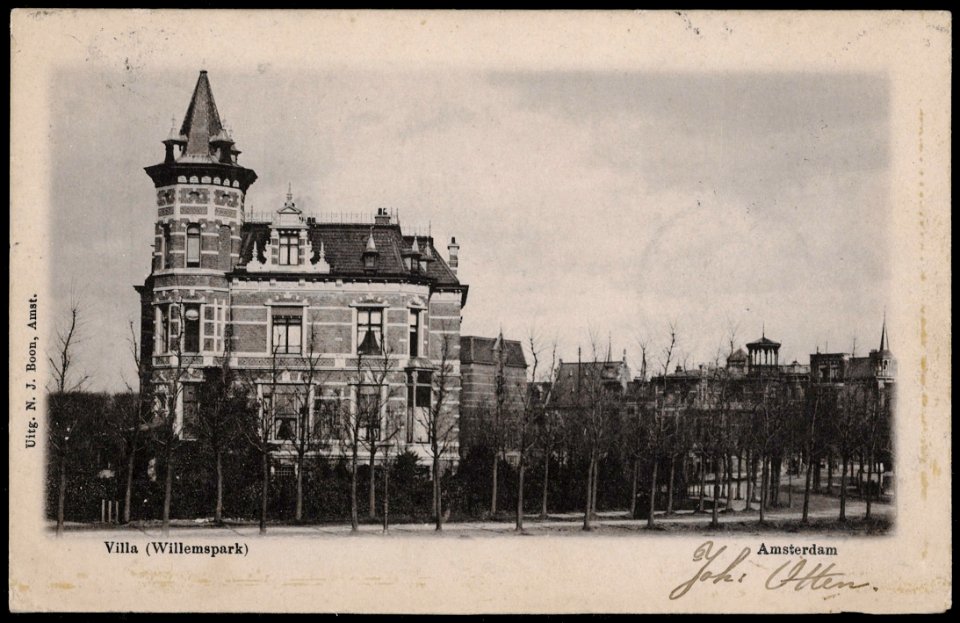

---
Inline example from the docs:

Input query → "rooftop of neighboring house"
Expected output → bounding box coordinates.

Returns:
[460,335,527,368]
[549,359,631,406]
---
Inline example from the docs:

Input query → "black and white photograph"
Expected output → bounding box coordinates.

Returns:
[9,10,951,614]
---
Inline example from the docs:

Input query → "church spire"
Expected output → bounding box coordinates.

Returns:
[179,70,224,158]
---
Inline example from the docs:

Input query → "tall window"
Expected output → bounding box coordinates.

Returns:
[357,308,383,355]
[157,305,170,354]
[167,305,182,353]
[408,309,421,357]
[161,224,172,269]
[278,231,300,266]
[264,385,300,442]
[315,389,343,440]
[406,370,432,443]
[182,384,199,440]
[358,385,381,441]
[183,304,201,353]
[271,307,303,354]
[186,224,201,267]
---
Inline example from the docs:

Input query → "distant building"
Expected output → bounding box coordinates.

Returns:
[810,322,896,387]
[548,354,632,410]
[458,333,528,456]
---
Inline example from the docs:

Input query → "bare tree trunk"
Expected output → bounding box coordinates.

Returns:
[744,451,752,511]
[826,451,834,495]
[855,452,863,494]
[259,449,268,535]
[787,458,793,508]
[216,449,224,524]
[629,458,639,519]
[368,447,377,520]
[725,454,734,509]
[758,453,768,524]
[839,454,848,522]
[583,456,594,531]
[736,452,742,500]
[813,455,822,493]
[123,451,135,524]
[163,449,174,536]
[491,454,499,516]
[770,454,781,507]
[540,453,550,520]
[865,451,873,519]
[433,458,442,531]
[516,462,525,531]
[666,456,676,516]
[719,455,727,504]
[646,458,658,528]
[590,457,600,517]
[711,453,720,527]
[350,450,359,531]
[56,454,66,537]
[382,457,390,533]
[802,449,813,523]
[697,454,706,513]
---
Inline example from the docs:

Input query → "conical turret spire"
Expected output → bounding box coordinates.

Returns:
[879,313,889,352]
[179,70,224,158]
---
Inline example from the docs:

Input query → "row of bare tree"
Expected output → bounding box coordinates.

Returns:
[465,327,893,531]
[48,302,892,535]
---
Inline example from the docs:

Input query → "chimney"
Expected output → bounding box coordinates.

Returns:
[375,207,391,226]
[447,236,460,276]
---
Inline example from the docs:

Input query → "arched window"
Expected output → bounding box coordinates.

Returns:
[186,224,201,267]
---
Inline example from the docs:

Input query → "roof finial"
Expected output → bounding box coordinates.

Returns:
[762,322,765,339]
[365,227,377,252]
[287,182,293,202]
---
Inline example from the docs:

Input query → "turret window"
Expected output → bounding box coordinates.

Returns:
[183,304,201,353]
[186,224,201,267]
[161,224,172,269]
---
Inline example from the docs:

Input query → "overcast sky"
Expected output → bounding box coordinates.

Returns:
[50,67,890,390]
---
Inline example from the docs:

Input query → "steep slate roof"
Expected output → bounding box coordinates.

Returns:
[145,71,257,190]
[237,222,461,287]
[179,70,224,160]
[460,336,527,368]
[549,360,630,407]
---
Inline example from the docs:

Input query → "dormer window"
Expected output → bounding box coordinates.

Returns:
[186,224,201,267]
[278,231,299,266]
[363,231,379,272]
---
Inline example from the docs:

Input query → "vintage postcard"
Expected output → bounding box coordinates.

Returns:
[9,10,951,613]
